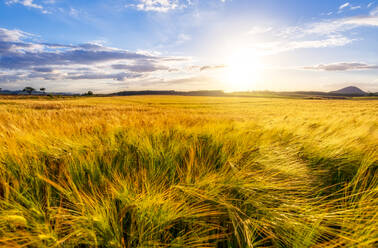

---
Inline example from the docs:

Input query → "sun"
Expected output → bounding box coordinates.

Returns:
[225,50,262,92]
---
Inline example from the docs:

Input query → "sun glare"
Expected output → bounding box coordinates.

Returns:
[225,50,262,92]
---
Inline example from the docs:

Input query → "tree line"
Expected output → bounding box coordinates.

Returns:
[0,87,46,95]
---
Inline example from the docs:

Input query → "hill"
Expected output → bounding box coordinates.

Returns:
[110,90,225,96]
[330,86,367,96]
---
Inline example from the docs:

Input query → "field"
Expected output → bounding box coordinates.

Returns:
[0,95,376,247]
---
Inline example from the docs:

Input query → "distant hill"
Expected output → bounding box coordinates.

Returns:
[0,90,76,96]
[330,86,367,96]
[111,90,225,96]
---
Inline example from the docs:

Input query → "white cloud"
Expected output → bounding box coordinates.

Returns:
[0,28,27,42]
[8,0,42,9]
[176,33,191,44]
[304,62,378,71]
[289,36,352,49]
[126,0,199,12]
[253,35,353,55]
[344,16,378,26]
[6,0,49,13]
[371,7,378,16]
[0,27,198,91]
[69,7,79,17]
[339,2,350,10]
[367,2,375,8]
[248,10,378,56]
[337,2,363,13]
[304,15,378,35]
[247,26,273,35]
[130,0,181,12]
[350,5,361,10]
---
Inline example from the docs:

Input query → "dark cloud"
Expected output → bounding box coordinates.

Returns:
[304,62,378,71]
[0,27,156,71]
[144,76,213,86]
[0,73,24,83]
[66,72,143,81]
[27,72,61,80]
[0,27,170,84]
[111,62,169,72]
[189,65,226,71]
[0,48,152,69]
[0,41,39,54]
[199,65,226,71]
[33,67,54,72]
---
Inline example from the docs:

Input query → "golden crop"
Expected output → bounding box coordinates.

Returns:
[0,96,377,247]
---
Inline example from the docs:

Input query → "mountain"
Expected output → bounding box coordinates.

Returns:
[330,86,367,96]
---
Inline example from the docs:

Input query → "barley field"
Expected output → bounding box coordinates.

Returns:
[0,95,376,247]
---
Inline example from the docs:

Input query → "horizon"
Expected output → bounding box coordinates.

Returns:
[0,85,375,95]
[1,0,378,93]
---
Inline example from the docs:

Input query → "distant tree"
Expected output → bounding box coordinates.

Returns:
[87,91,93,96]
[40,88,46,94]
[23,87,35,95]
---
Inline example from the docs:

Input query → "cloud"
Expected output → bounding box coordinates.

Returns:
[343,15,378,26]
[192,65,226,71]
[200,65,225,71]
[0,73,25,83]
[337,2,365,13]
[127,0,189,12]
[367,2,375,8]
[27,71,61,80]
[0,28,27,42]
[247,26,273,35]
[257,10,378,55]
[252,35,353,55]
[371,7,378,16]
[33,67,54,72]
[0,40,152,69]
[350,5,361,10]
[176,33,191,44]
[6,0,42,9]
[127,0,227,13]
[143,76,215,87]
[6,0,49,13]
[304,62,378,71]
[248,7,378,56]
[111,62,169,72]
[0,27,184,85]
[287,36,352,49]
[303,15,378,36]
[67,72,143,81]
[339,2,350,10]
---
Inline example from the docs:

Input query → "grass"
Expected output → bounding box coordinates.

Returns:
[0,95,376,247]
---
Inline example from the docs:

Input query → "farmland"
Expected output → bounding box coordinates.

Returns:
[0,95,377,247]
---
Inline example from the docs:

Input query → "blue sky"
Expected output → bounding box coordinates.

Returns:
[0,0,377,93]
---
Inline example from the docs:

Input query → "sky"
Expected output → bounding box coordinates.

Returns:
[0,0,377,93]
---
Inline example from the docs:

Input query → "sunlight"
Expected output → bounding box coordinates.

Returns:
[225,49,262,92]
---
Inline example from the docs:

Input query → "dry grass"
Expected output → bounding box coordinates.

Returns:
[0,95,377,247]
